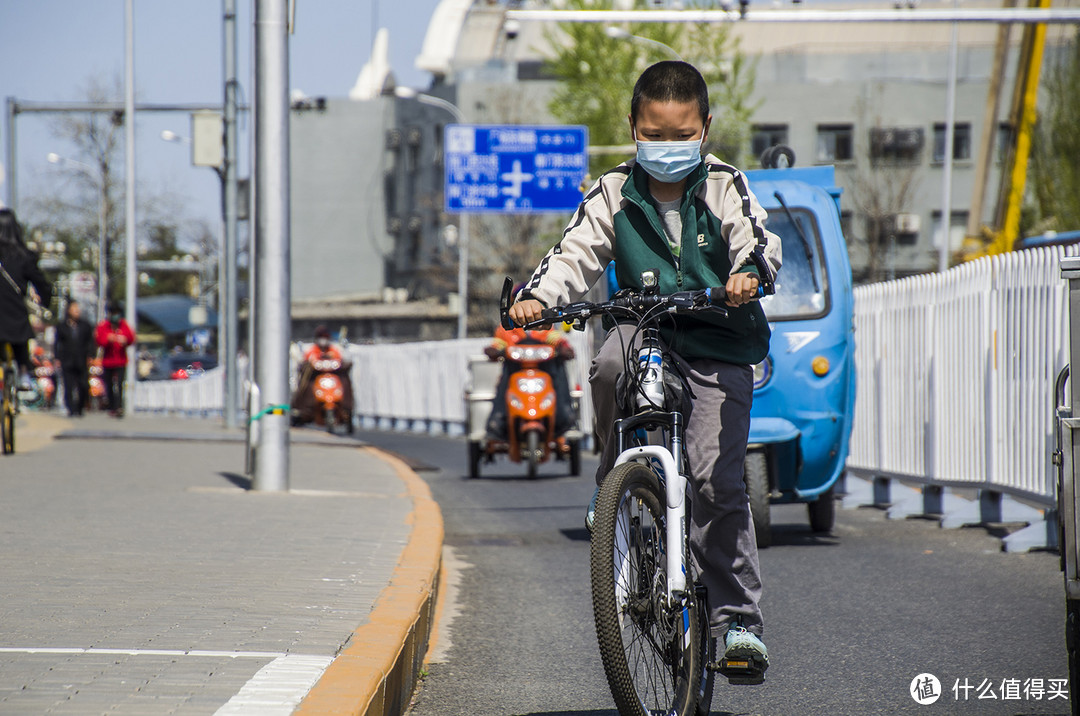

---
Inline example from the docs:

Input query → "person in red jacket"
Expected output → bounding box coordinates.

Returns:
[95,303,135,417]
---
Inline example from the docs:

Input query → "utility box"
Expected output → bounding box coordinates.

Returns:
[191,111,224,168]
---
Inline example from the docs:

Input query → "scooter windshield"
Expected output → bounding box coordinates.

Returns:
[758,206,829,320]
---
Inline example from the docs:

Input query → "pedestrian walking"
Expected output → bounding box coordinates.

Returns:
[54,300,95,416]
[95,303,134,417]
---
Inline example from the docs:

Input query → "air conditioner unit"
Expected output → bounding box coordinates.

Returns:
[896,213,921,234]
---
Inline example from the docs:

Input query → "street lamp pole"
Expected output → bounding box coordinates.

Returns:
[222,0,240,429]
[47,153,107,320]
[394,87,469,339]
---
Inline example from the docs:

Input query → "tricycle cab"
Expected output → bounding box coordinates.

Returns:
[743,164,857,544]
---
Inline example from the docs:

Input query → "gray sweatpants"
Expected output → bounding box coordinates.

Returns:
[589,325,763,639]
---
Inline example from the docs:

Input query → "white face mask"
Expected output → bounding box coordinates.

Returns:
[634,130,704,183]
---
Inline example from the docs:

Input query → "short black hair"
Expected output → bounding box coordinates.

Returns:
[631,61,710,124]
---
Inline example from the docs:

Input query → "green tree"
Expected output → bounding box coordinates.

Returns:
[1028,30,1080,234]
[545,0,757,178]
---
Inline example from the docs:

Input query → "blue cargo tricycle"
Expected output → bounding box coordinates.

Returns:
[742,157,857,547]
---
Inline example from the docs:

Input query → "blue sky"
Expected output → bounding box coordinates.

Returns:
[0,0,443,230]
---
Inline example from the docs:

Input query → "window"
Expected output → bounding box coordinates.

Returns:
[816,124,854,162]
[869,127,924,163]
[933,122,972,162]
[997,122,1014,164]
[758,206,829,320]
[931,210,969,254]
[751,124,789,162]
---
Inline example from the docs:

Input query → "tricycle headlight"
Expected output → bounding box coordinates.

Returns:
[752,357,772,390]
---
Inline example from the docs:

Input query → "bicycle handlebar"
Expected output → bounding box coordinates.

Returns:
[499,276,760,331]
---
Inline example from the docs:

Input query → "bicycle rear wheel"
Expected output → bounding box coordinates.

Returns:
[590,461,706,716]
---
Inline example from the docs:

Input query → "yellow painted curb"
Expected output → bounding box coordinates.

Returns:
[296,446,444,716]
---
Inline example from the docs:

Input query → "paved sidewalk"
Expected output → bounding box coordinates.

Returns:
[0,411,442,715]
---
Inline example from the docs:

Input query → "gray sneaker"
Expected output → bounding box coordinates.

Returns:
[711,626,769,685]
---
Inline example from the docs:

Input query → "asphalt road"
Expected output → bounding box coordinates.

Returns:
[357,429,1071,716]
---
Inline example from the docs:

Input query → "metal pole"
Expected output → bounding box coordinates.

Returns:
[223,0,240,428]
[938,11,958,273]
[458,214,469,339]
[98,180,107,319]
[397,91,469,338]
[253,0,291,491]
[123,0,137,416]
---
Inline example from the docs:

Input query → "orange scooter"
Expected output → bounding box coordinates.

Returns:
[504,341,558,477]
[466,340,582,480]
[309,355,353,434]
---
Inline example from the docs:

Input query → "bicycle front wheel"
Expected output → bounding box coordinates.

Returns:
[590,461,705,716]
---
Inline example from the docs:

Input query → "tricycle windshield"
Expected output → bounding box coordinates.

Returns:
[759,206,829,320]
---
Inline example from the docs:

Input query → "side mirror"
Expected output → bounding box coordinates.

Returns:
[499,277,515,330]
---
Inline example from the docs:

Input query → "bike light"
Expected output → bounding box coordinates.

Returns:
[752,357,772,390]
[812,356,830,377]
[509,395,524,409]
[516,376,546,394]
[539,393,555,411]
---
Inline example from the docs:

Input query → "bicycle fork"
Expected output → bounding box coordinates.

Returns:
[613,414,689,608]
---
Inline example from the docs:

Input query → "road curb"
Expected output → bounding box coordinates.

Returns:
[295,446,444,716]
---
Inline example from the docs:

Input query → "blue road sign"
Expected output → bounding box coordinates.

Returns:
[444,124,589,214]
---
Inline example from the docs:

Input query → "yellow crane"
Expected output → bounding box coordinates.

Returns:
[964,0,1052,259]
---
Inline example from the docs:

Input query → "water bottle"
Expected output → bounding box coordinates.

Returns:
[636,341,665,411]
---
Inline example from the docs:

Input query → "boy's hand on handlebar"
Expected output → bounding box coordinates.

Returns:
[509,299,547,328]
[724,273,761,307]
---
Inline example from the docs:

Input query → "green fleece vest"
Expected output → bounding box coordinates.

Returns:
[612,163,771,365]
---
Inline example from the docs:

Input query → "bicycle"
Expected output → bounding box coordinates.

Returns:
[1,342,17,454]
[501,272,763,716]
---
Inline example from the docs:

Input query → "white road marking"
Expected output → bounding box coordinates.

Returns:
[214,654,334,715]
[426,546,469,664]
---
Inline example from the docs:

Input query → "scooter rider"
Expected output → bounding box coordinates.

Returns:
[484,318,575,443]
[508,61,782,685]
[291,325,354,424]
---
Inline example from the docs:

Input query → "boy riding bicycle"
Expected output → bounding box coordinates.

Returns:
[508,61,782,684]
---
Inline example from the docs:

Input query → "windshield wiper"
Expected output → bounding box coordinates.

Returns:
[773,191,821,293]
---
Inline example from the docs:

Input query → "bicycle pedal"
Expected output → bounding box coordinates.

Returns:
[708,657,767,685]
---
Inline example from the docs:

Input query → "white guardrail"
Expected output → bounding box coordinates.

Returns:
[133,330,598,435]
[848,245,1071,509]
[134,247,1068,512]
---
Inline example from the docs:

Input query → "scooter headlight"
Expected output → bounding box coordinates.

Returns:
[516,376,546,394]
[539,392,555,411]
[509,394,524,409]
[752,357,772,390]
[511,345,554,363]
